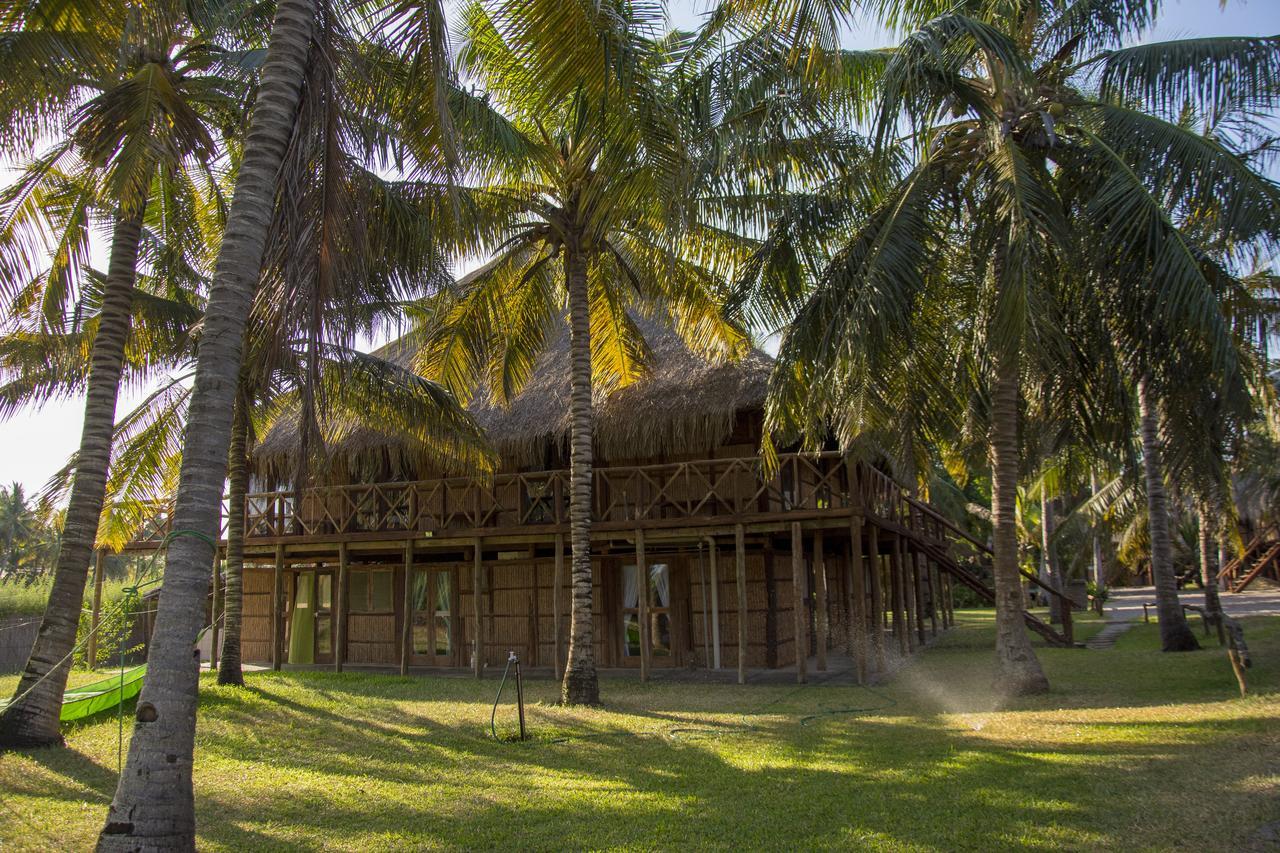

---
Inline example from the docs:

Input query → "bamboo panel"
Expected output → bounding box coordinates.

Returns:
[244,568,273,593]
[490,589,529,614]
[242,592,271,618]
[242,641,271,663]
[490,564,533,589]
[347,641,396,664]
[241,615,271,642]
[348,614,395,643]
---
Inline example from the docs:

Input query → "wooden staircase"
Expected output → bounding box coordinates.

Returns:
[1221,526,1280,593]
[893,494,1076,647]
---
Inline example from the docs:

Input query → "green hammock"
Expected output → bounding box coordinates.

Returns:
[58,665,147,721]
[0,665,147,722]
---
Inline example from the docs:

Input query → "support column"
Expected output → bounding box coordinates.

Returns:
[636,528,650,683]
[211,549,221,672]
[87,549,105,670]
[272,544,284,671]
[790,522,807,684]
[735,523,747,685]
[814,530,828,672]
[913,551,927,646]
[553,533,564,681]
[931,558,942,630]
[335,542,348,672]
[849,516,867,683]
[867,524,884,672]
[902,541,917,652]
[708,538,721,670]
[890,534,907,657]
[472,538,484,678]
[400,540,414,676]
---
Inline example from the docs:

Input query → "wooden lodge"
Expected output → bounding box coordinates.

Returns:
[125,318,1074,682]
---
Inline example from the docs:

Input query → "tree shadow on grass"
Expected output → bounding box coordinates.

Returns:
[186,673,1279,851]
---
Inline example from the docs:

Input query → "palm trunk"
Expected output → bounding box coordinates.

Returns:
[1041,490,1062,625]
[217,397,248,685]
[990,345,1049,695]
[96,1,315,847]
[0,204,146,747]
[560,244,599,706]
[1136,375,1198,652]
[1197,500,1226,645]
[1090,470,1105,585]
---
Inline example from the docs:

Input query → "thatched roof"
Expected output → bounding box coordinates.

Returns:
[252,314,773,481]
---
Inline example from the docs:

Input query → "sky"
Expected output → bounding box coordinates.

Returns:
[0,0,1277,499]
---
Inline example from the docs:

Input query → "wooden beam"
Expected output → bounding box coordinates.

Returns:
[915,554,929,643]
[272,544,284,671]
[210,549,221,672]
[902,540,917,653]
[891,534,908,656]
[791,522,807,684]
[636,528,650,683]
[849,515,867,683]
[735,523,747,685]
[553,533,564,681]
[335,542,348,672]
[87,550,105,670]
[400,540,413,676]
[472,537,483,678]
[867,524,884,673]
[814,530,827,672]
[708,537,721,670]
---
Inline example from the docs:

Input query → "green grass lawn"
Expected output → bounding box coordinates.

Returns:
[1,611,1276,851]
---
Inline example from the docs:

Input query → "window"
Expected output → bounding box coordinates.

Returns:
[621,563,671,658]
[349,569,395,613]
[412,569,452,657]
[316,574,333,655]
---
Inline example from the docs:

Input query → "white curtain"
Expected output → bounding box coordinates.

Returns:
[623,565,639,609]
[651,564,670,608]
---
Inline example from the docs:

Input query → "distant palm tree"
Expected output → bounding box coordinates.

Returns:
[0,483,34,575]
[766,3,1279,688]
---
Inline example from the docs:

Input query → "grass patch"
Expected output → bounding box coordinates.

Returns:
[1,611,1276,851]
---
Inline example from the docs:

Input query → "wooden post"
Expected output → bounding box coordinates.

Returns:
[814,530,828,672]
[735,523,748,685]
[553,533,564,681]
[790,522,807,684]
[335,542,348,672]
[87,550,105,670]
[849,516,867,683]
[400,540,413,676]
[708,538,721,670]
[210,549,221,672]
[272,544,284,671]
[926,559,939,636]
[891,534,908,657]
[913,553,927,646]
[472,538,484,678]
[867,524,884,673]
[636,528,650,682]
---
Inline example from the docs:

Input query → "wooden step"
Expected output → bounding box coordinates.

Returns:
[1232,541,1280,593]
[917,540,1073,647]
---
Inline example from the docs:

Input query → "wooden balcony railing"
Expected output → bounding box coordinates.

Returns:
[127,452,946,546]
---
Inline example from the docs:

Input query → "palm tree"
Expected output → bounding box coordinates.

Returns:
[0,0,243,747]
[766,4,1279,690]
[412,0,751,705]
[96,1,460,845]
[0,482,34,575]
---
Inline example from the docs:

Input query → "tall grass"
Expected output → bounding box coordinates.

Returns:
[0,576,137,618]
